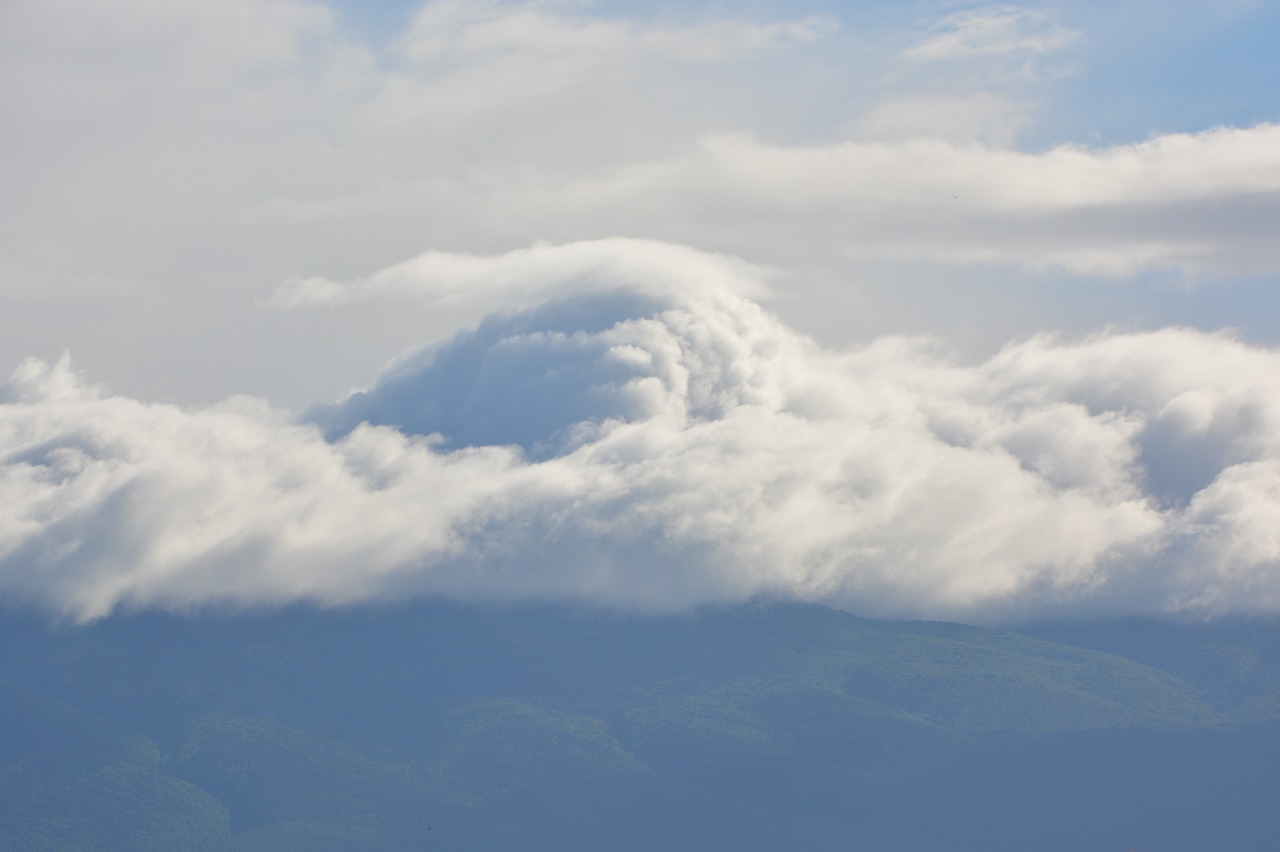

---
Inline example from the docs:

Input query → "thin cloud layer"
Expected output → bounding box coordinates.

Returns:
[396,1,837,65]
[271,238,773,311]
[538,123,1280,278]
[905,6,1079,63]
[5,242,1280,623]
[5,0,1280,410]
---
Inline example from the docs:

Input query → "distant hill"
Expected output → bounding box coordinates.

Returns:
[2,601,1278,850]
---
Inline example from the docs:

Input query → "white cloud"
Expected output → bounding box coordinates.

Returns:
[905,5,1080,62]
[854,94,1031,145]
[0,0,849,403]
[0,0,837,292]
[6,0,1279,411]
[3,0,1280,619]
[270,238,774,310]
[395,1,836,66]
[524,123,1280,279]
[7,241,1280,622]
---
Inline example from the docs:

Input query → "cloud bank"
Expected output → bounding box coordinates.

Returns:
[6,0,1280,410]
[5,240,1280,623]
[543,123,1280,279]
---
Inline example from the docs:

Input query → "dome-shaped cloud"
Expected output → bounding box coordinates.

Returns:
[5,241,1280,622]
[308,292,674,457]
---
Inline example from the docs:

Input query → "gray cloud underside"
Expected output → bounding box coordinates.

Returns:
[5,241,1280,622]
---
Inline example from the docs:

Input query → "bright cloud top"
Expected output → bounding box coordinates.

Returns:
[5,240,1280,623]
[271,238,773,310]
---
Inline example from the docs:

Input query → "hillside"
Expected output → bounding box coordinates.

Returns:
[1,601,1277,850]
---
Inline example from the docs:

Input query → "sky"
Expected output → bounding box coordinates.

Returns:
[3,0,1280,622]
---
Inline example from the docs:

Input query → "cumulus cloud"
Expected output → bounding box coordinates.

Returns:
[6,241,1280,623]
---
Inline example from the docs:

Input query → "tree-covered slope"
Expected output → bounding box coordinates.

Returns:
[0,601,1276,850]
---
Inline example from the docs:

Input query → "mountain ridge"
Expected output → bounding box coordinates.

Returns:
[2,600,1278,850]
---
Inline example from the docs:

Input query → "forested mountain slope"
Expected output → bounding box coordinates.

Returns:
[2,602,1277,850]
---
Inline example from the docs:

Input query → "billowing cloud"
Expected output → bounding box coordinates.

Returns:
[6,241,1280,623]
[4,2,1280,622]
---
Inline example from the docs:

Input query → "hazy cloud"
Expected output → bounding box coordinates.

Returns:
[396,1,837,65]
[6,242,1280,622]
[905,5,1080,64]
[853,94,1031,145]
[535,123,1280,278]
[0,0,835,303]
[5,0,1278,409]
[271,238,773,311]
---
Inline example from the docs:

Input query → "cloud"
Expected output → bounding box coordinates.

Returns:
[529,123,1280,279]
[853,94,1031,145]
[0,0,835,296]
[395,1,837,66]
[0,0,849,404]
[4,4,1280,623]
[905,5,1080,63]
[5,0,1278,412]
[270,120,1280,305]
[270,238,773,310]
[7,241,1280,623]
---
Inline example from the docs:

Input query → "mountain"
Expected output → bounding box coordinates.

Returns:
[1,601,1277,850]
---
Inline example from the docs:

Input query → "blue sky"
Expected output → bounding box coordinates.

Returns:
[2,1,1280,621]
